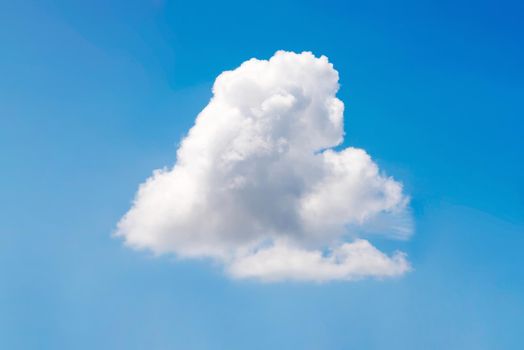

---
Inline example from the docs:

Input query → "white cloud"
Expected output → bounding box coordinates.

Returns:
[228,239,410,282]
[115,50,413,282]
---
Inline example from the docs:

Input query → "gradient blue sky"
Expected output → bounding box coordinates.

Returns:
[1,0,523,348]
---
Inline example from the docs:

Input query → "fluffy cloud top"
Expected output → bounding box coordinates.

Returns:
[116,51,413,282]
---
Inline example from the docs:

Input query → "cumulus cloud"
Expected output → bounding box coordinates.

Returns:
[115,51,413,282]
[228,239,410,282]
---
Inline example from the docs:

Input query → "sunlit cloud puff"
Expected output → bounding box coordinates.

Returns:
[115,50,413,282]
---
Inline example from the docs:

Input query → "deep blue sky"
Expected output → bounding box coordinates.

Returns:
[1,0,523,349]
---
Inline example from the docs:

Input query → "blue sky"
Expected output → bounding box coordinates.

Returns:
[1,0,523,348]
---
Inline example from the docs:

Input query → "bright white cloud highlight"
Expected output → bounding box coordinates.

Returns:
[116,50,413,282]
